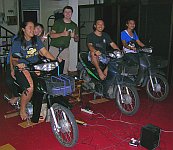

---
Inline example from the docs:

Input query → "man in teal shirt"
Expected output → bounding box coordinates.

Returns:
[49,6,79,74]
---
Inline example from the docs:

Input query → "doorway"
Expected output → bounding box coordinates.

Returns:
[22,10,39,23]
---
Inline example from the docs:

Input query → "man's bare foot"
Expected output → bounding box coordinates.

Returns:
[20,111,28,120]
[97,69,106,80]
[8,97,19,105]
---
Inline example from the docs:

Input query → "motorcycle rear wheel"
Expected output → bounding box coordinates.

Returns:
[146,74,169,101]
[50,103,78,147]
[116,85,140,116]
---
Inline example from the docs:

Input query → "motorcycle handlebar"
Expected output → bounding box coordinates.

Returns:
[14,65,34,71]
[15,61,59,72]
[136,47,153,53]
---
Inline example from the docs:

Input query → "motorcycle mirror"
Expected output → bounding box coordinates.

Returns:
[12,52,24,59]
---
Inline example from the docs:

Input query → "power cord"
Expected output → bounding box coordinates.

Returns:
[92,112,143,126]
[93,112,173,133]
[78,111,173,149]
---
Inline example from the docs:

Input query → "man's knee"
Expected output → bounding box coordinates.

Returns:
[27,86,34,93]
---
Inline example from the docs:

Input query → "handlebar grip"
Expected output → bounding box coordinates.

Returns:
[137,47,152,53]
[14,65,34,71]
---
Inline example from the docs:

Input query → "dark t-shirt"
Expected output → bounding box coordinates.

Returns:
[11,36,44,64]
[86,32,112,54]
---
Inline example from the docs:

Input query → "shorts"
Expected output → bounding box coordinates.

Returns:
[88,52,110,64]
[14,70,30,92]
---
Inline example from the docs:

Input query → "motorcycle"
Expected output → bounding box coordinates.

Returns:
[79,50,140,116]
[4,53,78,147]
[122,47,169,101]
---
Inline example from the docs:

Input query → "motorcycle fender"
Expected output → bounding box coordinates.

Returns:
[150,69,166,76]
[142,70,166,87]
[118,76,136,86]
[51,96,73,109]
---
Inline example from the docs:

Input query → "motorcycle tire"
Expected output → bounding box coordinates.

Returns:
[146,74,169,101]
[50,103,78,147]
[115,85,140,116]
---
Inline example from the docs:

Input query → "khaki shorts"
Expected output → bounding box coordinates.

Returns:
[49,46,69,74]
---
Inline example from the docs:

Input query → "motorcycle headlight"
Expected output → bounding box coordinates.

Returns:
[141,47,153,53]
[34,62,59,71]
[113,51,123,59]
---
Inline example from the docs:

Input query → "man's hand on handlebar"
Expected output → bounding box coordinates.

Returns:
[94,50,102,56]
[131,47,137,51]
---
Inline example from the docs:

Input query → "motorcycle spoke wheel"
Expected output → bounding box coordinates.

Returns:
[116,85,140,115]
[50,104,78,147]
[147,74,169,101]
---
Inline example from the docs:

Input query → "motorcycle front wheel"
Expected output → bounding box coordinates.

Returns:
[115,85,140,116]
[146,74,169,101]
[50,103,78,147]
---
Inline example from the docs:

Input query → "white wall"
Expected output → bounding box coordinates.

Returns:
[79,0,94,5]
[40,0,68,32]
[0,0,18,35]
[40,0,103,30]
[68,0,78,71]
[79,0,104,5]
[0,0,102,71]
[0,0,104,34]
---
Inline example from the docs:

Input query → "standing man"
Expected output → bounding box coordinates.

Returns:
[49,6,79,74]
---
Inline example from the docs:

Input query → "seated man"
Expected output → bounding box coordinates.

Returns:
[87,19,120,80]
[121,18,145,64]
